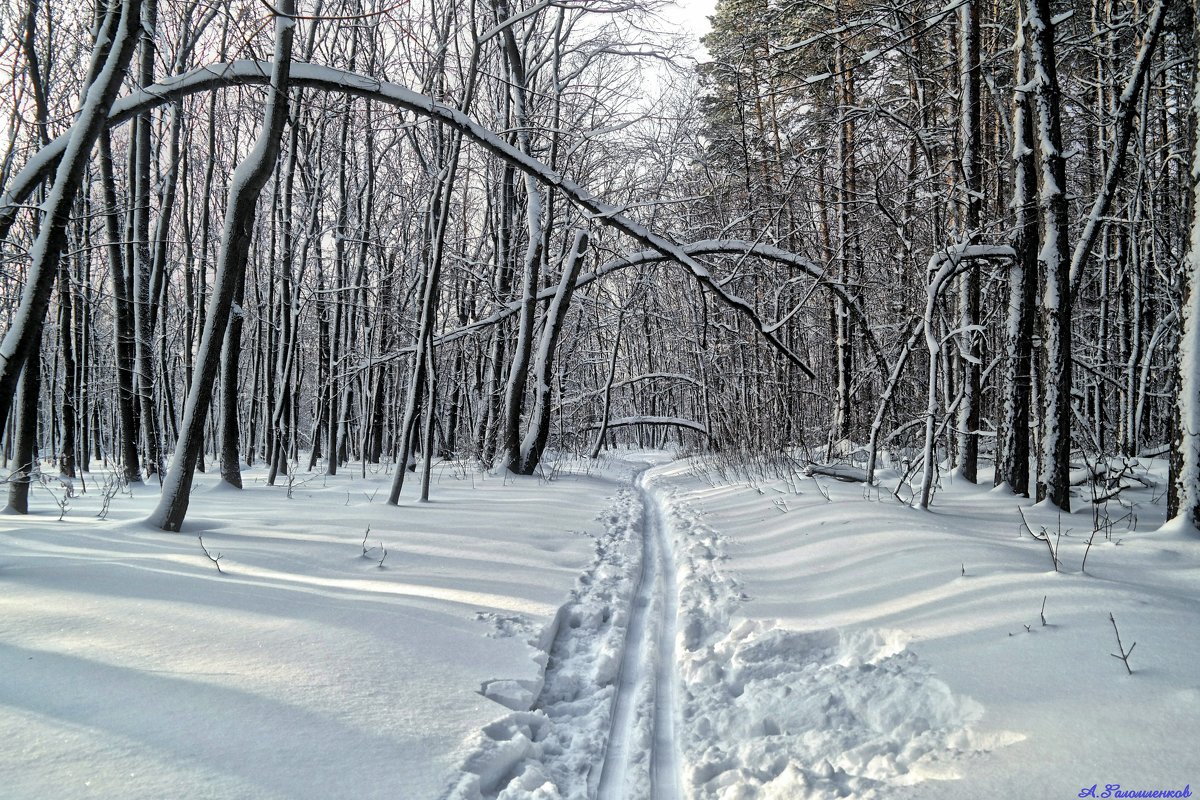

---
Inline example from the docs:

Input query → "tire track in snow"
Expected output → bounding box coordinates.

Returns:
[596,469,682,800]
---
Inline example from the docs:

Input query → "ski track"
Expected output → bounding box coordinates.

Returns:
[595,469,682,800]
[444,460,684,800]
[447,458,997,800]
[648,474,683,800]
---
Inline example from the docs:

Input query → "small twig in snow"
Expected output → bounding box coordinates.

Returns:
[1018,506,1060,572]
[810,474,831,503]
[1108,613,1136,675]
[1083,524,1099,573]
[198,536,224,574]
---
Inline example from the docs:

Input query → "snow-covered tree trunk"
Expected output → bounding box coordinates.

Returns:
[4,327,42,513]
[517,229,589,474]
[919,254,954,509]
[325,90,355,477]
[474,158,518,466]
[1168,0,1200,531]
[56,241,78,478]
[920,245,1014,508]
[497,0,546,473]
[956,0,983,483]
[267,112,303,486]
[865,319,923,486]
[831,38,859,448]
[218,285,247,489]
[130,0,161,480]
[149,1,295,531]
[1027,0,1073,511]
[1068,0,1166,295]
[98,130,143,482]
[590,300,626,460]
[0,0,142,432]
[386,0,487,500]
[997,14,1038,496]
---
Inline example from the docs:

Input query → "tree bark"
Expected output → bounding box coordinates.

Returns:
[997,12,1038,496]
[5,326,42,513]
[1027,0,1073,511]
[956,0,983,482]
[218,272,247,488]
[149,3,295,531]
[517,229,589,474]
[1168,0,1200,529]
[98,131,143,481]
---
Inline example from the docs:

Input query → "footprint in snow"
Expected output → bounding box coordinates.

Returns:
[474,611,535,639]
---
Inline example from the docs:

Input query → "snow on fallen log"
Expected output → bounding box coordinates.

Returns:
[805,463,870,483]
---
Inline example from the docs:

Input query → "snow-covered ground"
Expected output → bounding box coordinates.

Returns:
[2,452,1197,799]
[647,457,1200,799]
[0,460,618,799]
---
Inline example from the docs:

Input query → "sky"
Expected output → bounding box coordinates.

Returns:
[663,0,718,58]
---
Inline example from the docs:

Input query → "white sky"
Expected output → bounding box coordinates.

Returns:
[661,0,718,58]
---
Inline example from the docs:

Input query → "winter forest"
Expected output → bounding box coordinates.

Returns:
[1,0,1199,797]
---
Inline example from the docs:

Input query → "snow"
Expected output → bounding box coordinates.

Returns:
[2,460,617,799]
[3,452,1198,799]
[646,457,1200,799]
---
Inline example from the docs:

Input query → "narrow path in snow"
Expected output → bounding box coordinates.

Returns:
[596,469,682,800]
[648,472,683,800]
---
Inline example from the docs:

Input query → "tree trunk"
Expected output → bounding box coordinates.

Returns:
[218,274,247,488]
[56,238,78,478]
[1169,0,1200,530]
[956,0,982,482]
[1027,0,1073,511]
[997,12,1038,496]
[517,229,588,474]
[5,327,42,513]
[149,1,295,531]
[130,0,161,479]
[99,131,143,481]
